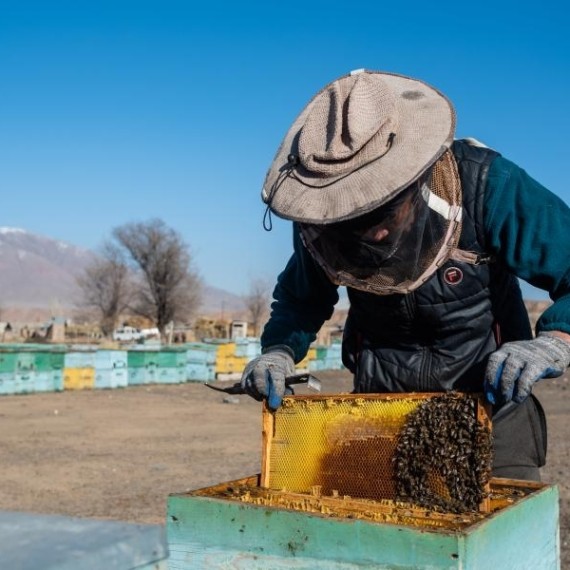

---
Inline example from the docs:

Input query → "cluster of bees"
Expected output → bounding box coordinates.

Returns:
[393,393,493,513]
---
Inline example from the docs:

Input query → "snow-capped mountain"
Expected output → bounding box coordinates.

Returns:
[0,227,244,316]
[0,227,96,310]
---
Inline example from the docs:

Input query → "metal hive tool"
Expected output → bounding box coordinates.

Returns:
[261,392,493,514]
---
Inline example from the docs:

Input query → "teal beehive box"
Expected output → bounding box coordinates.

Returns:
[167,393,559,569]
[167,476,559,569]
[185,343,217,382]
[94,350,128,389]
[34,370,64,392]
[127,350,158,385]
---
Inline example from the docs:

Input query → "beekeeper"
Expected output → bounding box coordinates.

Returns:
[241,69,570,480]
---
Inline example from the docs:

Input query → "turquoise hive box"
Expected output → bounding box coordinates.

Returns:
[167,393,560,569]
[166,475,559,570]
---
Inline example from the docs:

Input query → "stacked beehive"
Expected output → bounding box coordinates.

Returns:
[155,348,187,384]
[167,394,560,569]
[32,348,65,392]
[63,350,96,390]
[0,339,346,395]
[214,342,248,377]
[0,347,65,394]
[308,342,343,371]
[186,343,218,382]
[94,350,128,389]
[212,340,343,379]
[126,349,159,385]
[234,337,262,360]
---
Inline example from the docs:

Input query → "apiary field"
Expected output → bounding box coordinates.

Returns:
[0,369,568,566]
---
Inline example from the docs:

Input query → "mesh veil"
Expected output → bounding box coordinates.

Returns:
[299,151,462,295]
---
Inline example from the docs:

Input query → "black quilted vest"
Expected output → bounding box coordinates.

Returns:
[343,140,533,393]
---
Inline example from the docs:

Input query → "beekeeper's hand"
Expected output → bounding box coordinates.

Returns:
[241,346,296,410]
[484,332,570,405]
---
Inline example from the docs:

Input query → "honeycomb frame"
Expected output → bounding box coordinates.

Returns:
[261,393,492,512]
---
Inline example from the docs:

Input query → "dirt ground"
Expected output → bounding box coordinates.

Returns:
[0,369,568,566]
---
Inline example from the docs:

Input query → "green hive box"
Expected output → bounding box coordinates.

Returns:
[166,476,559,570]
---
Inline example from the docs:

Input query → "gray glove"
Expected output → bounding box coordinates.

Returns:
[485,332,570,404]
[241,346,296,410]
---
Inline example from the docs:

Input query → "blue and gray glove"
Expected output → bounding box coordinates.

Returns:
[484,332,570,405]
[241,345,296,410]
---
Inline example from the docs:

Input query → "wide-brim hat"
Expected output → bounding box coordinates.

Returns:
[262,69,456,224]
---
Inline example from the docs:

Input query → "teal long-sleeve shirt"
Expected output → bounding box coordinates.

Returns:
[261,154,570,363]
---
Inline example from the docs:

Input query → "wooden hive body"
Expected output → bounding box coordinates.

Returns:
[167,476,559,569]
[167,394,559,569]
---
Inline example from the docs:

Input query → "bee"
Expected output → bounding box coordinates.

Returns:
[393,393,493,513]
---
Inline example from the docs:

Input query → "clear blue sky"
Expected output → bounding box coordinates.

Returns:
[1,1,568,299]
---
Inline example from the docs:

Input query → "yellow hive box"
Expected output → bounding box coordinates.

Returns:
[215,343,236,359]
[294,347,317,372]
[63,367,95,390]
[215,355,248,374]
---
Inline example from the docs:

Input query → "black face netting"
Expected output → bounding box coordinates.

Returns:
[300,150,462,295]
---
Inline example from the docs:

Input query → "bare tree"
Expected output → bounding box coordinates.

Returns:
[243,278,272,337]
[113,219,202,334]
[77,242,130,336]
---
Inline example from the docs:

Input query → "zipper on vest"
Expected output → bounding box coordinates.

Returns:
[404,291,417,320]
[404,292,422,386]
[405,291,432,391]
[419,347,433,391]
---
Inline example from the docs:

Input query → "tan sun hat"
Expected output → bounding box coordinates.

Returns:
[262,69,456,224]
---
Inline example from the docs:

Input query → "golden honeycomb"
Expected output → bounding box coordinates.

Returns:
[192,475,541,531]
[261,393,492,512]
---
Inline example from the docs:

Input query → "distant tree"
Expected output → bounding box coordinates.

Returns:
[243,278,272,337]
[77,242,130,336]
[113,218,202,335]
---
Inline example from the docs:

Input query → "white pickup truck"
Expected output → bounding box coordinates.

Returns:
[112,326,160,342]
